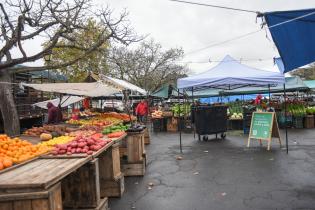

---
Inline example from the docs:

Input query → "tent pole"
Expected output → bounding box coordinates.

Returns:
[268,84,271,107]
[192,87,195,139]
[178,89,182,154]
[283,84,288,154]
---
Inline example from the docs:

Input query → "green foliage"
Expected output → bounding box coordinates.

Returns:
[45,19,110,82]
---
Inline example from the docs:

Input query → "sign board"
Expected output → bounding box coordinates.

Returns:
[247,112,281,150]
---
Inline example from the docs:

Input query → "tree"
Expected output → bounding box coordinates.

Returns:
[45,19,110,82]
[109,39,188,92]
[290,63,315,80]
[0,0,138,135]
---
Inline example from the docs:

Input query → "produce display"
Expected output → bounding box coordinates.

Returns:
[151,110,163,118]
[0,135,50,168]
[66,119,112,127]
[229,112,243,120]
[51,134,112,156]
[287,103,306,117]
[100,112,136,122]
[171,104,191,117]
[228,101,243,114]
[102,123,130,135]
[107,131,126,138]
[38,136,74,147]
[127,123,146,132]
[23,125,75,137]
[306,107,315,115]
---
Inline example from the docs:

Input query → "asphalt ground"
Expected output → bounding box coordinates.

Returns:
[110,129,315,210]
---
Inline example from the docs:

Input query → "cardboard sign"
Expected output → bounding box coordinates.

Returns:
[247,112,281,150]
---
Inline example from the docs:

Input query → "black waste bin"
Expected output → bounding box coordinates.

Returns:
[194,105,227,140]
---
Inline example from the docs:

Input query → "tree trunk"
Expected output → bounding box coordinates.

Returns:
[0,71,20,136]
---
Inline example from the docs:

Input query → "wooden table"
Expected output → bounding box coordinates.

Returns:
[0,157,91,210]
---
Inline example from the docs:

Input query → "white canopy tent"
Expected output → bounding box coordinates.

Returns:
[100,75,147,95]
[177,55,285,90]
[23,82,120,97]
[33,96,84,109]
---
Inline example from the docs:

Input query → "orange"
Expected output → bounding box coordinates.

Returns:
[0,162,3,170]
[3,158,12,168]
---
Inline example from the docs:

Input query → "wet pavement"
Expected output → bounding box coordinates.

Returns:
[110,129,315,210]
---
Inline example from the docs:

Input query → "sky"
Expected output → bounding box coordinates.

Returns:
[98,0,315,74]
[15,0,315,75]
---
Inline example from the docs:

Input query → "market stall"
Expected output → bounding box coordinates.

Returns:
[0,78,149,209]
[177,55,285,149]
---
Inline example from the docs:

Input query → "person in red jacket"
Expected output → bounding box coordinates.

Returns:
[135,100,148,124]
[47,102,63,124]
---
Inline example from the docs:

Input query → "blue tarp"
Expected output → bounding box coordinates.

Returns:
[264,9,315,72]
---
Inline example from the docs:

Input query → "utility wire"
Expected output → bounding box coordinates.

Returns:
[183,10,315,56]
[169,0,260,14]
[176,58,272,64]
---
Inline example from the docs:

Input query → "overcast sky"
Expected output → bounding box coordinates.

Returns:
[99,0,315,74]
[18,0,315,75]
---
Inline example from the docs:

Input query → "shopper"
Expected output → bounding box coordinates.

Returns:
[135,100,148,124]
[47,102,63,124]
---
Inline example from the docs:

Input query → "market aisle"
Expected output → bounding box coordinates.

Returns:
[110,129,315,210]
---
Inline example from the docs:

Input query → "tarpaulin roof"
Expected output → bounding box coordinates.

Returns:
[224,76,308,95]
[264,8,315,72]
[304,80,315,89]
[23,82,120,97]
[101,75,147,95]
[177,55,285,90]
[187,76,307,98]
[33,96,84,109]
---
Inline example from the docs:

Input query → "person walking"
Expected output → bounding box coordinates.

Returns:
[135,100,148,124]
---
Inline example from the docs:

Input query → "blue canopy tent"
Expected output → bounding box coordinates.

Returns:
[264,8,315,73]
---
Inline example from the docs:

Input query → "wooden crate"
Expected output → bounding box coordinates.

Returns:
[121,159,146,177]
[144,128,150,145]
[167,117,178,132]
[100,173,125,198]
[304,115,314,128]
[0,183,62,210]
[98,143,124,198]
[62,159,100,209]
[64,197,109,210]
[126,131,145,163]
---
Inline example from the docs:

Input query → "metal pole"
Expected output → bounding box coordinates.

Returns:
[192,87,195,139]
[283,84,288,154]
[178,89,182,153]
[268,84,271,107]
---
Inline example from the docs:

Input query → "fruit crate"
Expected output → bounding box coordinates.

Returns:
[304,115,314,128]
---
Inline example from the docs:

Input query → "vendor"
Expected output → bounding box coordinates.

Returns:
[47,102,63,124]
[135,100,148,124]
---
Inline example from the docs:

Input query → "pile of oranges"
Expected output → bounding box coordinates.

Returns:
[0,135,50,170]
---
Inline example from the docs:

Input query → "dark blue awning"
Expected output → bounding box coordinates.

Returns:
[264,8,315,73]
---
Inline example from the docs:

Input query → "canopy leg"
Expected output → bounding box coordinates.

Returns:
[283,84,288,154]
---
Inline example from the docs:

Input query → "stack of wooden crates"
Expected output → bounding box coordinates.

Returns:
[120,131,146,176]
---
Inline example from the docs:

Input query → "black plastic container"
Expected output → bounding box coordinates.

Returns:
[194,105,227,139]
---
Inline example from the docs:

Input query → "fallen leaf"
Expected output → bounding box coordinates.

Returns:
[134,182,139,185]
[204,150,209,153]
[176,156,183,160]
[193,172,199,175]
[148,186,152,190]
[148,182,154,187]
[221,192,227,196]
